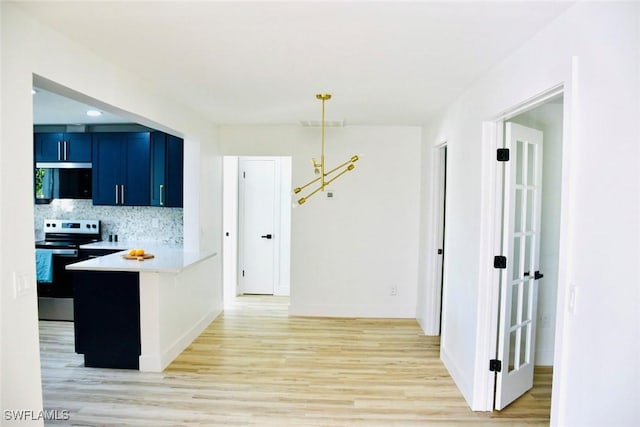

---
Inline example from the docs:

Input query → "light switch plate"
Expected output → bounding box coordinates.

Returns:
[13,272,34,299]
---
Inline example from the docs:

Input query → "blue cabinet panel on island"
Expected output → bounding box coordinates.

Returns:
[92,132,150,206]
[73,270,141,369]
[34,132,92,162]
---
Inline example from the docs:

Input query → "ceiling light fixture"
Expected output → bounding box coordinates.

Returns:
[293,94,358,205]
[86,110,102,117]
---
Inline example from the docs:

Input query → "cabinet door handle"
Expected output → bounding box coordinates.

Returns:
[63,140,68,161]
[160,184,165,206]
[58,141,62,161]
[115,185,120,205]
[121,184,125,205]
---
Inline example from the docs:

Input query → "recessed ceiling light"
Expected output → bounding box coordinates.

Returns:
[86,110,102,117]
[31,89,37,95]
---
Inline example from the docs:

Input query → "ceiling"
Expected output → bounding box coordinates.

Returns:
[19,1,574,126]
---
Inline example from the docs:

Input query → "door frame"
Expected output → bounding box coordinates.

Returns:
[473,84,568,410]
[223,156,292,299]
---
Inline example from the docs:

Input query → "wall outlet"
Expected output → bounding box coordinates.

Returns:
[390,285,398,296]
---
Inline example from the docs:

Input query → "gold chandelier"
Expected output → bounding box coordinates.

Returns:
[293,94,359,205]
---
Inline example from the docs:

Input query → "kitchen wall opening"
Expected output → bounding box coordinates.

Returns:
[33,77,189,378]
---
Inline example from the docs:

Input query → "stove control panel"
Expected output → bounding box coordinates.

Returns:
[43,219,101,235]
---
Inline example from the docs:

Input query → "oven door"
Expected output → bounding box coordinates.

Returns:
[37,248,79,321]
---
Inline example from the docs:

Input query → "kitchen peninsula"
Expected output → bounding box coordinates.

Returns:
[67,244,219,372]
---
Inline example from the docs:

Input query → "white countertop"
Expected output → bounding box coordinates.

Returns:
[68,245,217,274]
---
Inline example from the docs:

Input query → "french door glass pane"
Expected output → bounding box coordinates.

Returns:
[525,235,533,277]
[515,189,523,232]
[520,323,530,367]
[513,236,522,280]
[527,143,536,184]
[511,284,519,327]
[516,140,524,185]
[526,190,535,231]
[522,280,531,321]
[509,329,517,372]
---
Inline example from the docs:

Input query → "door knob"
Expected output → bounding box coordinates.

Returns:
[261,234,273,239]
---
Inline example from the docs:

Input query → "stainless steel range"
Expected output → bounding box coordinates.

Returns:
[36,219,101,321]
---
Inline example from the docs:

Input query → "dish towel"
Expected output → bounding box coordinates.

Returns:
[36,249,53,283]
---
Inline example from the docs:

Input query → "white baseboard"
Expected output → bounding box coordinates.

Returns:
[139,307,221,372]
[288,302,415,318]
[441,344,475,409]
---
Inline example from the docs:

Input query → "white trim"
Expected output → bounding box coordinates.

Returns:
[549,58,579,426]
[494,84,564,122]
[472,121,504,411]
[222,156,240,300]
[289,302,415,319]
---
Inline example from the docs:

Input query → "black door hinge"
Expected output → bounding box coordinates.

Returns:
[489,359,502,372]
[497,148,510,162]
[242,270,245,277]
[243,171,246,178]
[494,256,507,269]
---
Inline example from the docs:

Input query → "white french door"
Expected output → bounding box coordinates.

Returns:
[495,122,544,410]
[238,158,278,295]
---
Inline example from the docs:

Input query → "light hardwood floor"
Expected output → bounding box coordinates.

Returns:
[40,296,552,426]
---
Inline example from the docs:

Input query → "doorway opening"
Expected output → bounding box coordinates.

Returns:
[222,156,292,306]
[420,141,448,337]
[436,144,448,335]
[490,91,564,411]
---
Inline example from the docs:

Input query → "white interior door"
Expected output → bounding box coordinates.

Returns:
[239,158,277,295]
[495,122,544,410]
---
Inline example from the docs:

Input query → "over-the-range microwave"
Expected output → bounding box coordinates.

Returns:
[35,162,92,203]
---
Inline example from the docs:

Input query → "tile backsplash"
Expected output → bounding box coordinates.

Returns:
[34,199,183,245]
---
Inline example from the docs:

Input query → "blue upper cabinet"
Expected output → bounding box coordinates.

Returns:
[34,133,92,162]
[150,132,183,207]
[92,132,151,206]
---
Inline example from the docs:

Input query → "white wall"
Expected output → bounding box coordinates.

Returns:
[510,101,563,366]
[220,125,422,318]
[0,4,222,425]
[418,2,640,425]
